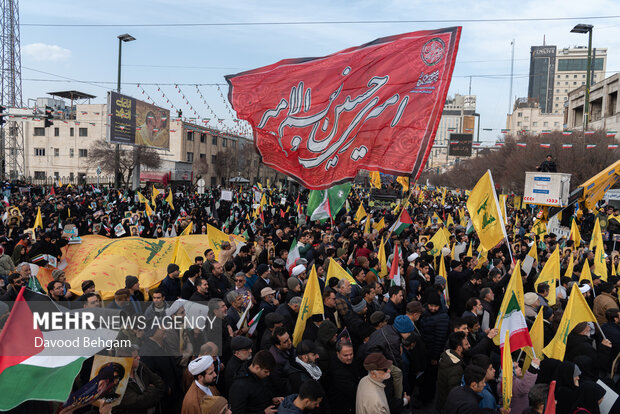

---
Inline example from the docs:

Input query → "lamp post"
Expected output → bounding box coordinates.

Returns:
[570,24,593,131]
[114,33,136,189]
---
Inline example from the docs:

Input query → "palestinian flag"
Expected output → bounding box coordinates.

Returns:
[388,208,413,235]
[498,292,532,358]
[0,288,118,411]
[389,244,401,286]
[248,309,264,336]
[286,238,300,273]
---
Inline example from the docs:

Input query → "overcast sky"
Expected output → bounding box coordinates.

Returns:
[16,0,620,142]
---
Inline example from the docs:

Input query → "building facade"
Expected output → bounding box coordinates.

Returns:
[427,94,477,171]
[566,72,619,136]
[15,100,281,186]
[528,45,607,114]
[505,98,564,135]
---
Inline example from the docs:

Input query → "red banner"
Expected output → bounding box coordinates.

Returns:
[226,27,461,189]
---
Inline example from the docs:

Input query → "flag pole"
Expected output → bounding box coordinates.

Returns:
[487,169,514,264]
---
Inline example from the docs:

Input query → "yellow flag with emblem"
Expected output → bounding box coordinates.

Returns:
[532,219,547,238]
[327,258,358,286]
[426,228,449,256]
[534,246,559,306]
[523,307,545,372]
[543,284,596,360]
[565,253,574,278]
[180,221,193,236]
[369,171,381,189]
[493,260,525,346]
[579,260,594,285]
[363,216,371,236]
[144,202,154,217]
[396,176,409,192]
[591,217,608,281]
[466,242,473,257]
[373,217,385,232]
[589,217,603,250]
[570,219,581,246]
[33,207,43,230]
[425,216,432,228]
[513,195,522,210]
[206,223,230,261]
[293,265,324,346]
[446,214,454,227]
[378,237,388,278]
[137,192,149,205]
[466,170,506,251]
[151,186,160,206]
[165,191,174,210]
[355,203,367,223]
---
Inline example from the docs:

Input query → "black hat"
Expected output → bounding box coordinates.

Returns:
[231,336,253,351]
[296,340,318,355]
[369,311,389,326]
[265,312,284,329]
[81,280,95,292]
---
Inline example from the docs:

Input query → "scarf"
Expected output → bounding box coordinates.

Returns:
[295,357,322,380]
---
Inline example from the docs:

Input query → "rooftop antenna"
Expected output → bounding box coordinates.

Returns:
[508,39,515,114]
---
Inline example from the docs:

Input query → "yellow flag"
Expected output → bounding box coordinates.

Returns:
[151,186,160,206]
[260,193,267,208]
[565,254,574,278]
[378,237,388,278]
[579,260,593,285]
[326,258,358,286]
[589,217,603,250]
[502,329,513,410]
[499,194,508,225]
[527,242,537,262]
[137,192,149,205]
[166,191,174,210]
[373,217,385,232]
[466,170,506,251]
[33,207,43,229]
[532,219,547,238]
[426,228,449,256]
[524,307,545,372]
[451,242,456,260]
[543,284,597,360]
[494,260,525,346]
[613,260,617,277]
[355,204,367,223]
[144,202,154,217]
[396,176,409,192]
[363,216,371,236]
[570,219,581,246]
[293,266,324,346]
[369,171,381,189]
[425,216,432,228]
[473,248,488,270]
[439,255,450,307]
[534,246,559,306]
[206,223,231,261]
[446,214,455,227]
[172,237,193,274]
[466,242,473,257]
[591,218,608,281]
[180,221,193,236]
[513,196,522,210]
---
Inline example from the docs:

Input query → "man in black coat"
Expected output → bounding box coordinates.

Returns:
[536,154,557,172]
[275,296,301,335]
[229,350,283,414]
[223,336,253,397]
[322,341,362,414]
[443,365,490,414]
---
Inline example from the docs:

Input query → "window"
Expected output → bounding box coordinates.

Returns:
[54,148,59,157]
[212,136,218,145]
[187,131,194,141]
[34,171,46,180]
[200,153,206,160]
[222,138,227,147]
[78,149,88,157]
[524,116,529,121]
[555,104,559,107]
[211,177,217,186]
[69,172,74,182]
[70,127,74,137]
[574,75,577,78]
[79,128,88,137]
[33,127,45,136]
[517,112,522,117]
[582,74,586,78]
[565,82,568,85]
[34,148,45,156]
[556,89,559,93]
[78,173,86,185]
[556,82,560,86]
[517,122,522,127]
[582,82,585,85]
[533,122,538,126]
[211,155,217,163]
[557,57,604,72]
[200,133,206,143]
[54,127,59,137]
[70,148,74,158]
[565,75,569,79]
[554,122,559,127]
[573,82,577,85]
[565,89,568,93]
[186,152,194,162]
[54,172,59,179]
[543,122,548,127]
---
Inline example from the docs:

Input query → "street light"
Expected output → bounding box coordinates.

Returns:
[114,33,136,189]
[570,24,593,131]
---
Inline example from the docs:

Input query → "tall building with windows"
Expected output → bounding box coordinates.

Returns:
[528,45,607,114]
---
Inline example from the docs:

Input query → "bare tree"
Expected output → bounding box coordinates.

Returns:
[420,130,619,193]
[89,139,162,184]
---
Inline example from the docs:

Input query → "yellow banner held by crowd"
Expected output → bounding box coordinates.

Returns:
[466,170,506,251]
[292,266,324,346]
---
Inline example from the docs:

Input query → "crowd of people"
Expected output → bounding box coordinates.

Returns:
[0,180,620,414]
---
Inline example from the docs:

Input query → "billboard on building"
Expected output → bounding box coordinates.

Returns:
[107,91,170,149]
[448,133,473,157]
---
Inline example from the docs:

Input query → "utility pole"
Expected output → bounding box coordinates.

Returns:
[508,39,515,114]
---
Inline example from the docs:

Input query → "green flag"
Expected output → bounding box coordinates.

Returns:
[307,183,351,221]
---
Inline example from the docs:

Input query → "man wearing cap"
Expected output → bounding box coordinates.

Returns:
[524,292,540,323]
[370,311,389,330]
[261,312,285,350]
[344,296,371,348]
[224,336,253,393]
[208,262,231,300]
[77,279,96,302]
[252,263,272,301]
[125,275,144,314]
[270,258,288,293]
[287,340,322,393]
[182,355,222,413]
[355,353,393,414]
[161,263,181,302]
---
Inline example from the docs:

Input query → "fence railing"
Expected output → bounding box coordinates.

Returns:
[19,176,116,187]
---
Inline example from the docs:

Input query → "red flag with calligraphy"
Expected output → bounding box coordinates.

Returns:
[226,27,461,190]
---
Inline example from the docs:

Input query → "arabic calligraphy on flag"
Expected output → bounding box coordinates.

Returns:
[226,27,461,189]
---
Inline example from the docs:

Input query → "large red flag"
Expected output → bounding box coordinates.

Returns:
[226,27,461,190]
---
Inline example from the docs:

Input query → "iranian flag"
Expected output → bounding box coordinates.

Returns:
[286,238,300,273]
[0,288,118,411]
[586,144,596,149]
[606,131,617,137]
[388,244,401,286]
[248,309,264,336]
[562,131,572,136]
[516,142,527,148]
[562,144,573,149]
[388,208,413,235]
[498,292,532,358]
